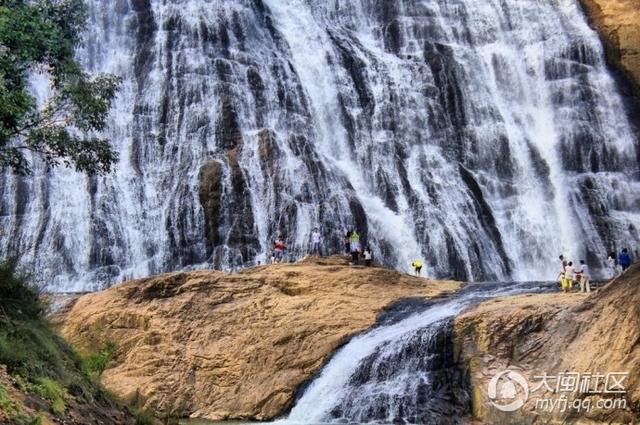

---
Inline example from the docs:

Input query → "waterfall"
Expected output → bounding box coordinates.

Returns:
[282,281,554,424]
[0,0,638,291]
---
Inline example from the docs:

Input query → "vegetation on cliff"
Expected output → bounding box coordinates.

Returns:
[0,259,136,424]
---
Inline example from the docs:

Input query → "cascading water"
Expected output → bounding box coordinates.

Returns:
[0,0,638,291]
[282,281,555,424]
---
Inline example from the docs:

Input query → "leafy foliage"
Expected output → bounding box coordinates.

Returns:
[84,340,116,378]
[0,258,43,321]
[0,382,43,424]
[0,0,121,174]
[0,260,133,422]
[34,378,65,415]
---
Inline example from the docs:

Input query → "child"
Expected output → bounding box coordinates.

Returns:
[363,247,373,267]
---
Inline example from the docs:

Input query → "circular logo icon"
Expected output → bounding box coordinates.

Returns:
[487,370,529,412]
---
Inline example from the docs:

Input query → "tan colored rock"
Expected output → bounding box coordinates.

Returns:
[58,257,460,421]
[579,0,640,96]
[454,265,640,424]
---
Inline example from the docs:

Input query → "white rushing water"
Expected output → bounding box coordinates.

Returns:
[0,0,639,290]
[283,281,554,424]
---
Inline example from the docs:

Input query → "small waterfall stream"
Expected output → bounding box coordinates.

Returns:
[281,281,555,424]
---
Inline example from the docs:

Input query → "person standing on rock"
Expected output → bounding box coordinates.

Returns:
[558,255,568,289]
[577,260,591,293]
[350,231,361,265]
[619,248,631,272]
[412,259,423,277]
[273,237,286,264]
[344,231,352,256]
[363,246,373,267]
[607,252,617,279]
[311,228,322,257]
[563,261,575,293]
[559,255,568,271]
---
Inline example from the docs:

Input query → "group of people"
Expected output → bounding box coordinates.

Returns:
[272,229,427,276]
[344,230,373,266]
[274,230,636,285]
[559,248,634,293]
[270,228,374,267]
[558,255,591,293]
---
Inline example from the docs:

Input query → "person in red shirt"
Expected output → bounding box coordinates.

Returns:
[273,237,286,263]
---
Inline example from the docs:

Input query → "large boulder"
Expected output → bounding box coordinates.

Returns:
[58,257,459,421]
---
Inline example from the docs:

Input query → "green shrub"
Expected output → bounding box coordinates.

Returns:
[0,321,66,380]
[0,382,42,425]
[34,378,65,416]
[84,341,116,378]
[0,258,128,422]
[0,258,44,321]
[0,381,16,414]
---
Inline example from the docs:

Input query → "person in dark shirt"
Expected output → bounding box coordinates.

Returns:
[619,248,632,272]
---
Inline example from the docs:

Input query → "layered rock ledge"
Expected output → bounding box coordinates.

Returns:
[454,264,640,424]
[57,257,459,421]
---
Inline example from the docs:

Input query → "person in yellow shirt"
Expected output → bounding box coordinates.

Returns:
[411,259,423,276]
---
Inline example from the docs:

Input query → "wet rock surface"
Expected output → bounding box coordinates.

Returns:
[454,264,640,424]
[57,257,459,421]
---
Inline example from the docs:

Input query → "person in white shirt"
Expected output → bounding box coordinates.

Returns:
[607,252,616,279]
[311,228,322,256]
[577,260,591,293]
[363,247,373,267]
[563,261,575,293]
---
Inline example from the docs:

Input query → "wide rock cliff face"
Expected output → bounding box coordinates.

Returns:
[57,257,459,421]
[454,264,640,424]
[579,0,640,98]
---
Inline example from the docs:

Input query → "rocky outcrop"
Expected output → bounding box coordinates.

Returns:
[579,0,640,98]
[57,257,459,421]
[454,264,640,424]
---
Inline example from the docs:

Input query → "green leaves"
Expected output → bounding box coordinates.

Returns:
[0,258,43,321]
[83,340,116,378]
[63,73,122,132]
[0,0,120,175]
